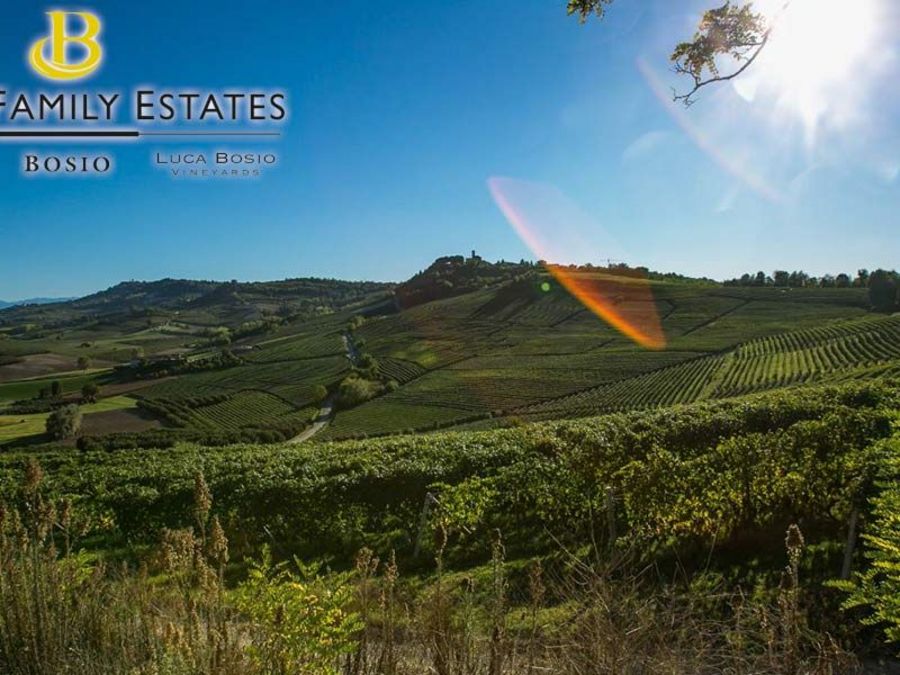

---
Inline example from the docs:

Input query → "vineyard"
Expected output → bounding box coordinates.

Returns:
[517,353,728,420]
[712,314,900,396]
[245,331,345,363]
[0,269,898,667]
[508,314,900,423]
[2,381,895,570]
[319,279,894,438]
[141,390,315,432]
[139,355,349,409]
[376,357,428,384]
[322,399,485,439]
[0,265,895,447]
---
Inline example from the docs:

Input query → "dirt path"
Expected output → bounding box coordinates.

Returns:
[288,330,357,444]
[342,331,361,365]
[288,396,335,444]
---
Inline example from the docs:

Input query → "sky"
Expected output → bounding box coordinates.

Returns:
[0,0,898,299]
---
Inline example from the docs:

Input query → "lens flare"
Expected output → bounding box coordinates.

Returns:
[488,176,666,350]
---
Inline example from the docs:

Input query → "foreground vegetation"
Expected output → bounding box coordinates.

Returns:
[0,382,897,671]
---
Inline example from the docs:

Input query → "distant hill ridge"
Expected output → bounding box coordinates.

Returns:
[0,277,394,330]
[0,297,75,309]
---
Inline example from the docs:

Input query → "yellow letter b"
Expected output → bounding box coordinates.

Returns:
[29,12,103,81]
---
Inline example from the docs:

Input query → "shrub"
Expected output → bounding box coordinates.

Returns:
[0,461,864,674]
[833,431,900,650]
[313,384,329,403]
[81,382,100,403]
[335,375,381,409]
[233,548,360,674]
[45,404,81,440]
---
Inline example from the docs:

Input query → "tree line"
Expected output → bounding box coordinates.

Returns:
[725,268,900,311]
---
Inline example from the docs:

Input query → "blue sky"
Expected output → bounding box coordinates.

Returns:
[1,0,898,299]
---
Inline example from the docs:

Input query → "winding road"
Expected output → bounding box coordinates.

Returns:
[287,330,358,444]
[288,396,335,444]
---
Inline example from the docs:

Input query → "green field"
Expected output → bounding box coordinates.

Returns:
[0,370,109,404]
[0,395,138,443]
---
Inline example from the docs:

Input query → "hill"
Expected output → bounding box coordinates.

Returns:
[0,259,898,668]
[0,277,393,384]
[0,258,896,450]
[0,297,74,309]
[0,277,393,329]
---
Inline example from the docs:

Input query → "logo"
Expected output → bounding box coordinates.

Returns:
[29,11,103,81]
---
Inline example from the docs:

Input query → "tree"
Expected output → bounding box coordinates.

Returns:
[50,380,62,398]
[867,269,899,312]
[312,384,328,404]
[335,375,380,409]
[77,356,91,370]
[835,273,851,288]
[855,269,870,288]
[81,382,100,403]
[567,0,613,21]
[46,404,82,440]
[788,271,809,288]
[670,3,768,105]
[773,270,790,287]
[569,0,776,104]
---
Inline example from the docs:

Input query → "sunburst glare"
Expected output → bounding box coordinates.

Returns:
[742,0,887,140]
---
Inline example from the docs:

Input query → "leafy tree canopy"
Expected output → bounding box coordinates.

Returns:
[569,0,771,105]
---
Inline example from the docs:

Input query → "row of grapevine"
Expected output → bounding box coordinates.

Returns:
[713,315,900,397]
[5,381,894,571]
[140,356,349,408]
[185,391,308,430]
[377,357,428,384]
[141,390,313,432]
[517,353,726,419]
[495,314,898,424]
[246,331,345,363]
[737,314,898,357]
[324,399,479,439]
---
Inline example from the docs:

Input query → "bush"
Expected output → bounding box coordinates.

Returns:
[312,384,329,403]
[0,461,863,674]
[233,548,360,673]
[335,375,382,409]
[833,431,900,649]
[6,398,62,415]
[81,382,100,403]
[45,404,81,440]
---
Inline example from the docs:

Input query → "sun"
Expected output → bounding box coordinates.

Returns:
[742,0,884,139]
